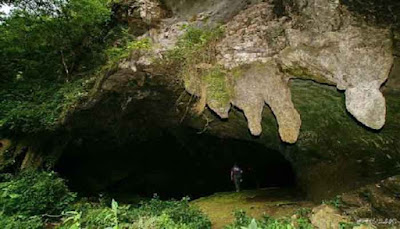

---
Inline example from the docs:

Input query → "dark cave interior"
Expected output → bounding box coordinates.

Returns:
[55,127,297,202]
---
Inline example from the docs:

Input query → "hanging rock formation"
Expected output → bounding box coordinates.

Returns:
[193,0,392,143]
[105,0,394,143]
[98,0,394,145]
[232,62,301,143]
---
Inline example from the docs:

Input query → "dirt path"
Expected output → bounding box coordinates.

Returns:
[192,188,316,229]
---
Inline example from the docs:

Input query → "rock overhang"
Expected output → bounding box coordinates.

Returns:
[189,0,393,143]
[104,0,394,144]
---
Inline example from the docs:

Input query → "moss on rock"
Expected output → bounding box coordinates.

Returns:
[203,68,231,117]
[284,66,335,85]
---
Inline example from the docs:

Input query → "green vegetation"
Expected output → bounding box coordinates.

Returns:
[0,170,211,228]
[0,214,43,229]
[295,208,312,218]
[193,189,317,229]
[171,25,224,65]
[0,171,75,228]
[0,0,143,134]
[0,4,230,133]
[157,24,224,77]
[0,170,76,216]
[103,37,152,71]
[204,68,231,110]
[284,67,334,85]
[225,210,313,229]
[288,80,400,181]
[0,0,114,82]
[322,195,343,209]
[59,196,211,229]
[0,77,95,133]
[290,80,400,156]
[159,25,235,112]
[156,25,228,104]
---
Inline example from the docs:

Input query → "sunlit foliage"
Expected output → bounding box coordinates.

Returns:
[0,0,131,134]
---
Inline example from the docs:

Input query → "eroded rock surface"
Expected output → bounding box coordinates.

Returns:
[206,0,392,142]
[104,0,394,143]
[124,0,166,24]
[280,24,392,130]
[216,3,287,68]
[232,62,301,143]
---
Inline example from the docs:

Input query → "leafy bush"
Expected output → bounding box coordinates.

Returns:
[60,197,212,229]
[0,77,95,133]
[0,170,210,229]
[0,170,76,216]
[72,200,119,228]
[153,197,211,229]
[0,0,111,82]
[241,219,259,229]
[0,213,43,229]
[228,209,252,228]
[0,0,137,134]
[322,195,343,209]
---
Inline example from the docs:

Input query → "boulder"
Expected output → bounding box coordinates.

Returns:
[310,204,350,229]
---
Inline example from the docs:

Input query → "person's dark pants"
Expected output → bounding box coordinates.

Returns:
[234,177,241,192]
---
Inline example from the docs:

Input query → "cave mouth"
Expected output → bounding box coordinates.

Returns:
[55,128,296,202]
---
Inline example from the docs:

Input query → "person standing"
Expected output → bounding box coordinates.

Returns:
[231,164,243,192]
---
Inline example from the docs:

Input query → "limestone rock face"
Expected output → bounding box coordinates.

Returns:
[280,24,392,130]
[146,20,189,53]
[205,0,393,142]
[232,62,301,143]
[216,3,287,69]
[113,0,167,35]
[128,0,166,24]
[107,0,394,143]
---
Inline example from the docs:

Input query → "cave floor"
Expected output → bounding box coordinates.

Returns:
[192,187,316,229]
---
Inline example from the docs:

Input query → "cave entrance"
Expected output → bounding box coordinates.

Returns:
[55,128,296,202]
